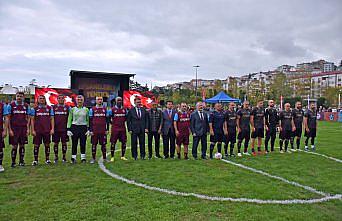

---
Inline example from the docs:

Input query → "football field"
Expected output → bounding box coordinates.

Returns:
[0,121,341,221]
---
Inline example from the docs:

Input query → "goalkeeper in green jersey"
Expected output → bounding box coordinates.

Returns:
[67,95,90,164]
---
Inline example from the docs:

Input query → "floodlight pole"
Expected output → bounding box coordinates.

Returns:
[193,65,200,99]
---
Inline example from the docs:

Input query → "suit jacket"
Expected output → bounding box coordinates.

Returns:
[190,110,209,137]
[161,109,176,135]
[127,107,149,134]
[147,108,163,132]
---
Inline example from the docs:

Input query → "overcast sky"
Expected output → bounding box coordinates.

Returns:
[0,0,341,88]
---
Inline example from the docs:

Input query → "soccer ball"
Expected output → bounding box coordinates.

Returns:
[214,152,222,160]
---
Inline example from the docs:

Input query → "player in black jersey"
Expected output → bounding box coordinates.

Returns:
[209,103,225,159]
[223,102,237,157]
[264,100,278,153]
[236,101,251,157]
[250,100,267,156]
[304,102,317,151]
[291,101,304,151]
[279,103,296,153]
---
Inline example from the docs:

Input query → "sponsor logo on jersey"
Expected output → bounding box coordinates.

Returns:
[55,111,68,115]
[13,110,26,114]
[113,113,126,117]
[36,112,50,116]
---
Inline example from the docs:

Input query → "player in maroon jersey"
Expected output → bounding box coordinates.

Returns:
[108,97,128,161]
[31,95,55,165]
[7,92,31,167]
[52,94,70,163]
[174,102,191,160]
[89,97,110,164]
[0,101,9,172]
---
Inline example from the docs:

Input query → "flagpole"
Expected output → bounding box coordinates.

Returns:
[280,95,283,110]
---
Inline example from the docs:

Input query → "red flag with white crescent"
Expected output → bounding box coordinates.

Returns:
[123,90,156,109]
[202,89,206,101]
[35,87,77,106]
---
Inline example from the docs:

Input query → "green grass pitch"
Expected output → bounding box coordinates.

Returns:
[0,121,341,221]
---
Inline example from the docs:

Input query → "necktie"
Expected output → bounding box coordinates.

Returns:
[200,112,203,120]
[137,108,141,118]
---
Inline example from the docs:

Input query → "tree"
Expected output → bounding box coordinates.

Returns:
[227,78,238,98]
[324,87,342,107]
[213,80,222,92]
[317,97,327,108]
[268,72,292,102]
[283,97,302,107]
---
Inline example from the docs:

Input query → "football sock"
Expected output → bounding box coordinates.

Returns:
[101,145,107,159]
[0,147,3,165]
[230,143,234,155]
[279,140,283,151]
[111,143,116,157]
[224,143,228,155]
[290,137,294,149]
[285,140,289,151]
[19,146,25,162]
[217,143,222,153]
[209,143,215,158]
[62,144,67,160]
[237,141,242,153]
[92,145,97,159]
[121,143,126,157]
[45,145,50,161]
[54,144,59,160]
[34,146,39,161]
[11,146,18,164]
[265,136,269,152]
[244,142,249,153]
[305,137,309,146]
[296,138,300,149]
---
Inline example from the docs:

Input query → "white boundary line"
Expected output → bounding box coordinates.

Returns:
[190,141,342,164]
[220,158,328,196]
[297,149,342,163]
[272,146,342,163]
[98,148,342,204]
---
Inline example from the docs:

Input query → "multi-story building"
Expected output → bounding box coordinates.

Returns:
[323,62,335,72]
[276,65,295,73]
[311,71,342,97]
[288,71,342,98]
[296,59,325,72]
[162,59,341,101]
[0,84,35,95]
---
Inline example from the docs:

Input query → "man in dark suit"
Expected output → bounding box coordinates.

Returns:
[161,101,177,159]
[147,101,163,159]
[127,97,149,160]
[190,101,209,159]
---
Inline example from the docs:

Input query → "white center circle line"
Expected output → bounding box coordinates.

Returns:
[98,147,342,204]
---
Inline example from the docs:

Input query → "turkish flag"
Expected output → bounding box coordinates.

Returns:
[35,88,77,106]
[202,89,206,101]
[123,90,156,109]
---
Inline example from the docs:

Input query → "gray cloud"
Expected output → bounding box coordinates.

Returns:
[0,0,341,87]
